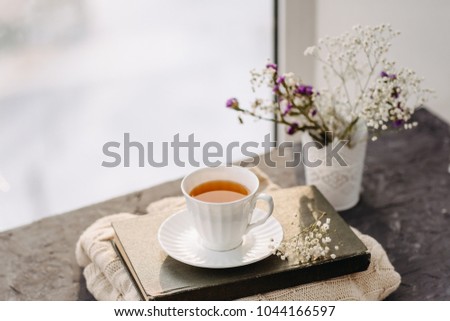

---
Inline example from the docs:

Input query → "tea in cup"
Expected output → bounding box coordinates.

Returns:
[181,166,274,251]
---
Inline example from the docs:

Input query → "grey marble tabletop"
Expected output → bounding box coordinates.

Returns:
[1,108,449,300]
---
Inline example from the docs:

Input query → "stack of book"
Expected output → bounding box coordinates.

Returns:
[112,185,370,300]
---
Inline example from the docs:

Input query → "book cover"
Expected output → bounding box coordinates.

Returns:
[112,185,370,300]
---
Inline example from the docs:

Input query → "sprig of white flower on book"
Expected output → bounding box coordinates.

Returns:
[270,212,338,264]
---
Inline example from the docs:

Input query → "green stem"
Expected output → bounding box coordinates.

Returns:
[236,108,319,132]
[340,117,359,141]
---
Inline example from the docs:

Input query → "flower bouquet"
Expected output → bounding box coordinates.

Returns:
[227,24,432,210]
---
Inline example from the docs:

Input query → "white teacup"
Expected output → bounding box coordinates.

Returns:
[181,166,274,251]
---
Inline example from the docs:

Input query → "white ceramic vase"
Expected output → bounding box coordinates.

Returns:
[301,123,367,211]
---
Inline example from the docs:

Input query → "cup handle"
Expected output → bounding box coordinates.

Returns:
[246,193,274,232]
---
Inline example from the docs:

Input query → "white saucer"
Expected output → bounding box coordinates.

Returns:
[157,208,283,269]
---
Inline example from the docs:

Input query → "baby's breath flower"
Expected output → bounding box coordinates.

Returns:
[304,46,318,56]
[227,24,431,146]
[320,223,329,233]
[273,213,337,264]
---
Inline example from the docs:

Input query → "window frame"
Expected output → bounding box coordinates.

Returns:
[275,0,316,143]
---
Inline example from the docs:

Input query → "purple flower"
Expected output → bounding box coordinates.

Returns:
[380,71,397,80]
[282,103,293,116]
[394,119,404,127]
[287,122,299,135]
[266,63,278,70]
[276,76,285,84]
[296,84,313,96]
[273,85,280,93]
[226,98,239,109]
[311,108,317,117]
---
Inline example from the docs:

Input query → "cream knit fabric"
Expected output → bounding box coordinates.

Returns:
[75,168,400,300]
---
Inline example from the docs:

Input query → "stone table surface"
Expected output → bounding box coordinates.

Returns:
[1,108,449,300]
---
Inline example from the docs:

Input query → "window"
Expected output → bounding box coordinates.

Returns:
[0,0,274,231]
